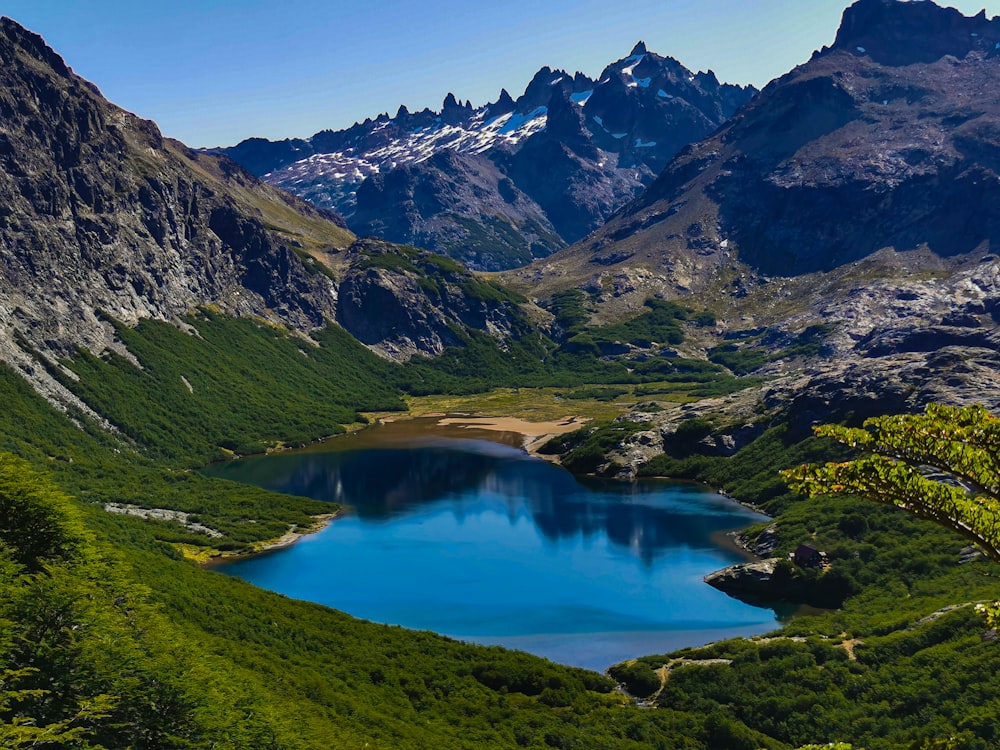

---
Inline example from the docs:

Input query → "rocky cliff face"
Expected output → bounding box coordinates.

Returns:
[335,239,527,360]
[0,16,357,373]
[519,0,1000,296]
[216,44,755,270]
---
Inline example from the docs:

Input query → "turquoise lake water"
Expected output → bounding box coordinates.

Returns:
[207,424,779,670]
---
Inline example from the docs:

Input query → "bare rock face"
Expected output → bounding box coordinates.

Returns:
[335,239,526,360]
[523,0,1000,303]
[0,17,346,366]
[350,150,564,271]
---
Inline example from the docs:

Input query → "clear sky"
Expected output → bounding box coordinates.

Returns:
[4,1,999,148]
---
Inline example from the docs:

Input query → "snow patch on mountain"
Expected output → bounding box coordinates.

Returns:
[264,105,550,212]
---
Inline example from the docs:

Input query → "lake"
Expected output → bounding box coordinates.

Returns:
[206,419,779,671]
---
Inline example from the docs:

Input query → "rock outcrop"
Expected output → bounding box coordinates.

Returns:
[706,556,853,609]
[704,558,792,601]
[335,239,527,359]
[0,16,351,371]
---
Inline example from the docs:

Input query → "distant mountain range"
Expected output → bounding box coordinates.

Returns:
[215,44,755,270]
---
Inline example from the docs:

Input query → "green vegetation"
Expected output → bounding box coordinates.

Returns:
[625,414,1000,748]
[707,343,770,375]
[784,403,1000,625]
[590,299,689,348]
[397,297,752,398]
[784,404,1000,563]
[3,451,726,748]
[355,243,423,273]
[0,270,995,748]
[0,454,206,748]
[0,362,334,556]
[549,289,591,333]
[538,421,649,474]
[559,386,630,402]
[612,602,1000,749]
[708,325,835,375]
[57,310,403,465]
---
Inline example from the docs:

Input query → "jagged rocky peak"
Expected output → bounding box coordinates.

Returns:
[442,92,460,110]
[830,0,1000,65]
[216,41,756,271]
[486,88,517,118]
[522,0,1000,328]
[515,65,592,112]
[629,40,648,56]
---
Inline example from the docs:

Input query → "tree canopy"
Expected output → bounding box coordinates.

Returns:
[783,403,1000,624]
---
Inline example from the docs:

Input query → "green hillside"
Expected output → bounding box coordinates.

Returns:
[1,312,998,749]
[0,321,739,749]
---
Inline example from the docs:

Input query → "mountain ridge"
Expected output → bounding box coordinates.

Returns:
[0,13,525,431]
[215,44,755,270]
[511,0,1000,301]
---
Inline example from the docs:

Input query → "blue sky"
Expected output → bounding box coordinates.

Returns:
[5,1,999,148]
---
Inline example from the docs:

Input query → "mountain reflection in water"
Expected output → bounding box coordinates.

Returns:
[209,436,751,566]
[207,429,778,669]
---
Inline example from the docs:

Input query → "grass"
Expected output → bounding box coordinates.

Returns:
[401,387,631,423]
[398,376,760,425]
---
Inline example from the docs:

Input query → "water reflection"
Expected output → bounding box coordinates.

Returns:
[206,437,761,565]
[208,428,777,670]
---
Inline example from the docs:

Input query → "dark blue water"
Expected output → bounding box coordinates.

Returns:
[207,426,778,670]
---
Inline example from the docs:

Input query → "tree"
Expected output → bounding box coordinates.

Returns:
[782,403,1000,624]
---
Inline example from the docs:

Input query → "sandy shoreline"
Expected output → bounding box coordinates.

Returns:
[433,415,588,454]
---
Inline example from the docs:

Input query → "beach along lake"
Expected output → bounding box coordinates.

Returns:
[205,419,779,670]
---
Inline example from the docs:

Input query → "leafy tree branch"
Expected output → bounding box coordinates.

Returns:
[783,403,1000,624]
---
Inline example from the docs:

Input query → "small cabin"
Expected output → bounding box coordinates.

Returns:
[792,544,828,569]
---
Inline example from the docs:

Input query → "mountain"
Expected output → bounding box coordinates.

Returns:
[0,12,535,438]
[0,17,355,356]
[215,44,755,270]
[518,0,1000,475]
[521,0,1000,293]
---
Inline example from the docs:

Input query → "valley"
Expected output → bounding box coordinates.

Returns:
[1,1,999,748]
